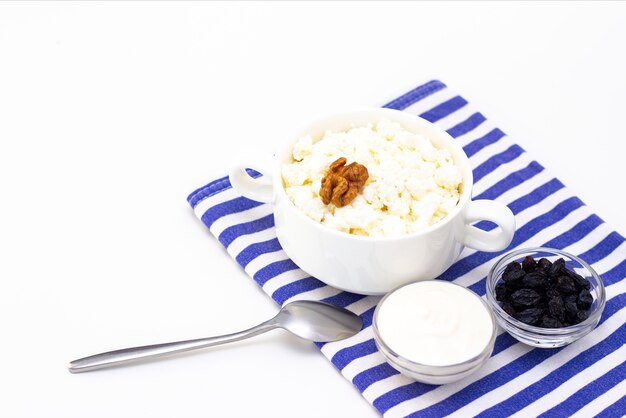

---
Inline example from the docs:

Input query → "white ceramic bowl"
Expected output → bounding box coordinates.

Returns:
[229,108,515,294]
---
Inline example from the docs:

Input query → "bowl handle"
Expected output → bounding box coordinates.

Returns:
[462,200,515,252]
[228,161,274,203]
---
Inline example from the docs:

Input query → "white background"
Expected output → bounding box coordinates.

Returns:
[1,2,625,417]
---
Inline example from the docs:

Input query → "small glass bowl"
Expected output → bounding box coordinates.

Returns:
[486,247,606,348]
[373,281,497,385]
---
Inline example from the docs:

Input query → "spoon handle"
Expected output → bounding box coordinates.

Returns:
[68,321,277,373]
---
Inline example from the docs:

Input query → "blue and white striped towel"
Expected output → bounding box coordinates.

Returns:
[188,80,626,417]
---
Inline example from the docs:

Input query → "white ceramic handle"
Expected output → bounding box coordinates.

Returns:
[228,162,274,203]
[462,200,515,252]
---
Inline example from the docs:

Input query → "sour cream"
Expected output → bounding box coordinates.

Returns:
[375,280,494,367]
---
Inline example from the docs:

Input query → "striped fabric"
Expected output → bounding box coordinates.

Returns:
[188,80,626,417]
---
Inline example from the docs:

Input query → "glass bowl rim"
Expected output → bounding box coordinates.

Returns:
[373,280,497,373]
[486,246,606,334]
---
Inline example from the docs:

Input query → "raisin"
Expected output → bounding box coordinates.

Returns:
[515,308,543,325]
[565,301,578,319]
[546,288,561,299]
[541,316,563,328]
[503,269,526,289]
[510,288,541,308]
[548,258,566,278]
[504,261,521,275]
[578,289,593,310]
[502,269,526,290]
[555,276,578,294]
[503,268,525,282]
[566,269,591,290]
[538,258,552,271]
[523,271,549,289]
[575,310,589,324]
[548,296,565,321]
[522,255,537,272]
[502,302,516,317]
[564,294,578,304]
[495,283,510,302]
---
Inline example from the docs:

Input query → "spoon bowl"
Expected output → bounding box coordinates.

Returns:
[276,300,363,342]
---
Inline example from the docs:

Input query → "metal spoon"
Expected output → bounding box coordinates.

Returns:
[68,300,362,373]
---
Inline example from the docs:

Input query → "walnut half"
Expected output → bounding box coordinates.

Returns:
[320,157,369,207]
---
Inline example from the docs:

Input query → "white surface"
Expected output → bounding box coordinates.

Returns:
[1,2,625,418]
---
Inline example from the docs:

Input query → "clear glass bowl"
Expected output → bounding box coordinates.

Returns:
[485,247,606,348]
[373,281,497,385]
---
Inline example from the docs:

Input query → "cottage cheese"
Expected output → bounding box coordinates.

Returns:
[281,119,463,237]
